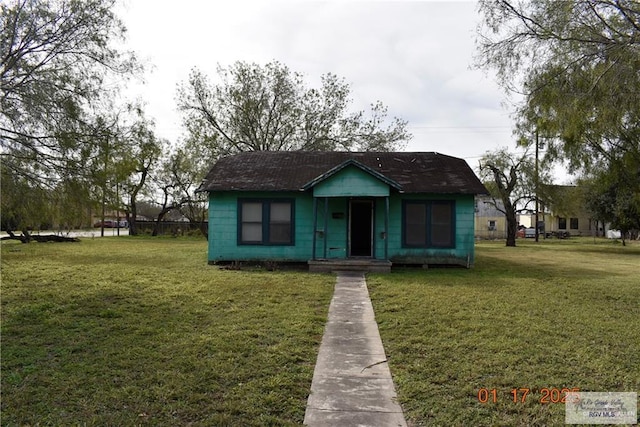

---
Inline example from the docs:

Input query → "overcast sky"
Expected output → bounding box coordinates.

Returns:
[119,0,529,173]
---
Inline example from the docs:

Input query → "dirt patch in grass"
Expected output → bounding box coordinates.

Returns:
[1,237,334,426]
[368,239,640,426]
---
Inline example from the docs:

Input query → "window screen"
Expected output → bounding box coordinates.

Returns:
[241,202,262,243]
[269,202,292,244]
[403,200,455,248]
[430,202,453,247]
[405,203,427,246]
[239,200,294,245]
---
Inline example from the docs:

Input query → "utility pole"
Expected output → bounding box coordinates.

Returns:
[116,183,120,237]
[101,135,109,238]
[535,130,539,242]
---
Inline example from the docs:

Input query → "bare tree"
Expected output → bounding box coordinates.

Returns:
[478,148,540,247]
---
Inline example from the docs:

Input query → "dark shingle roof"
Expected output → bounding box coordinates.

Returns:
[197,151,487,195]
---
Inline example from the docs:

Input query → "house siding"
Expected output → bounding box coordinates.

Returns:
[209,191,315,262]
[541,212,593,237]
[475,196,508,239]
[475,216,508,239]
[387,194,475,266]
[313,167,390,197]
[314,197,349,259]
[208,191,476,266]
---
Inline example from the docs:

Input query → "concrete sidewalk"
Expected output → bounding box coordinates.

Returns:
[304,272,407,427]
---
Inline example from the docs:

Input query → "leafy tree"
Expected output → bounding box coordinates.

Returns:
[116,112,165,236]
[176,61,411,158]
[79,103,165,236]
[84,112,123,236]
[1,0,140,192]
[582,154,640,245]
[1,163,51,231]
[0,160,93,234]
[476,1,640,220]
[149,148,207,237]
[478,147,544,246]
[1,99,164,236]
[539,183,589,231]
[52,176,95,231]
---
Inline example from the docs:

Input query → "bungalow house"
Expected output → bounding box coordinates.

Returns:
[197,151,487,272]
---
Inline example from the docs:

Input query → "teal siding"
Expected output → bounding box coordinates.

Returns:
[208,191,315,262]
[386,194,476,266]
[208,191,477,266]
[314,198,348,259]
[313,167,390,197]
[373,200,388,260]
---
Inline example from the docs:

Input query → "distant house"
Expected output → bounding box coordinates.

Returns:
[536,185,596,237]
[197,151,487,271]
[474,196,508,239]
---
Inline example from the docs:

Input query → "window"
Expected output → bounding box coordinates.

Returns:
[241,202,263,243]
[570,217,579,230]
[431,202,454,247]
[402,200,455,248]
[269,202,292,243]
[558,217,567,230]
[488,220,496,231]
[239,199,294,245]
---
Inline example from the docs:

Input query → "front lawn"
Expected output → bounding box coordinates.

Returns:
[3,237,639,426]
[1,237,335,426]
[368,239,640,426]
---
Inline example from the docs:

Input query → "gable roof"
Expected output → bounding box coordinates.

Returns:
[197,151,488,195]
[300,158,403,191]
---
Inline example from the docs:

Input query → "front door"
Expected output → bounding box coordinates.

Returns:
[349,200,373,257]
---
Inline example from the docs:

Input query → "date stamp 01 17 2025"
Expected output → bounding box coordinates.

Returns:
[477,388,637,425]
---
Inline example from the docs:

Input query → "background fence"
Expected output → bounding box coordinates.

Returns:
[133,221,207,236]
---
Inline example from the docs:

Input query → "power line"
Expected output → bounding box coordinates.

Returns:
[408,126,513,135]
[409,125,511,129]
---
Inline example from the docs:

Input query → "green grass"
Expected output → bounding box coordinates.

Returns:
[368,239,640,426]
[1,237,335,426]
[3,237,639,426]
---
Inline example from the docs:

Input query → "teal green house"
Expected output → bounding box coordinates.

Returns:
[197,152,487,271]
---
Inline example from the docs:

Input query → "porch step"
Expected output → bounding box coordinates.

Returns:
[308,259,392,273]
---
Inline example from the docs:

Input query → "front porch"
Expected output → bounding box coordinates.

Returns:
[308,258,392,273]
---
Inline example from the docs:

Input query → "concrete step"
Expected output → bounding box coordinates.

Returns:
[308,259,392,273]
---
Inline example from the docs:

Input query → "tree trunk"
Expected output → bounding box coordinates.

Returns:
[200,222,208,240]
[2,230,79,243]
[505,209,518,247]
[129,196,138,236]
[152,207,174,236]
[199,205,208,240]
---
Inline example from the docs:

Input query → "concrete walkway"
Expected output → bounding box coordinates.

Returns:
[304,272,407,426]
